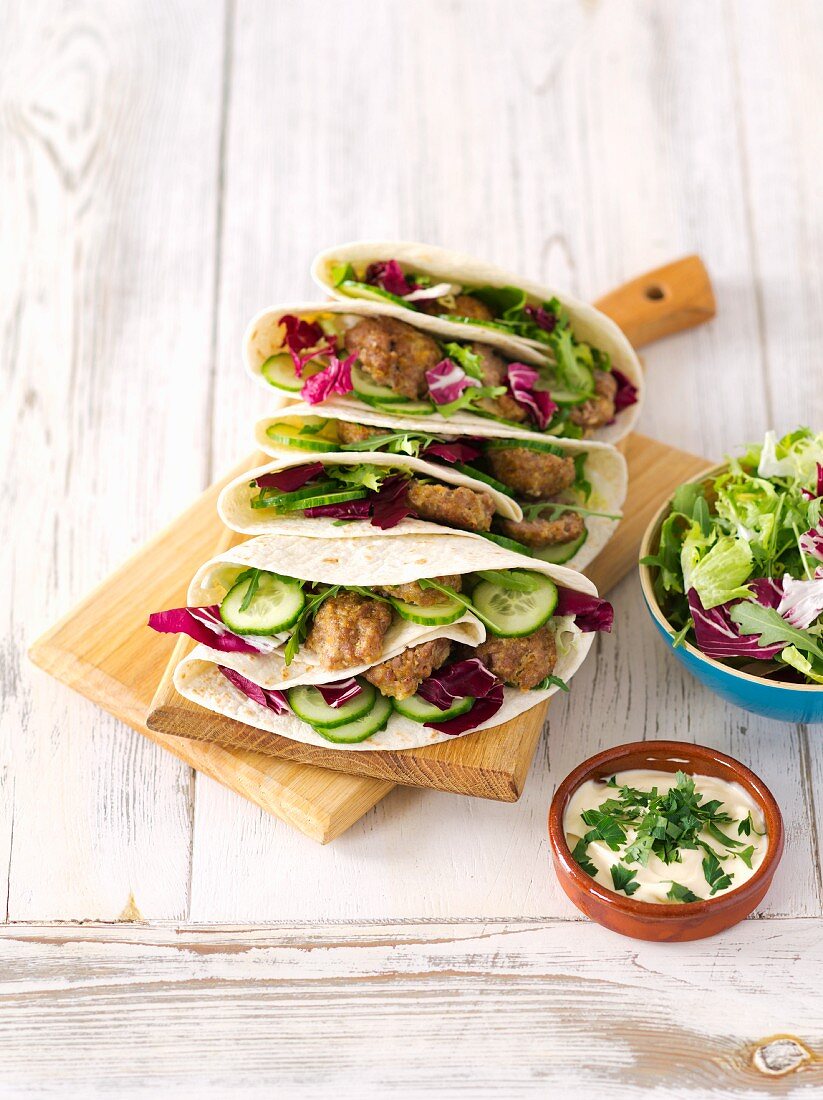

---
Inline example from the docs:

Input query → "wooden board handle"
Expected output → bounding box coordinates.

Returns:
[593,255,716,350]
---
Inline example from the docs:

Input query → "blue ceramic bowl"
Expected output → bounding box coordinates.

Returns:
[639,465,823,725]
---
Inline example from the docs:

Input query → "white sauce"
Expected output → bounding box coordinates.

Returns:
[563,769,768,904]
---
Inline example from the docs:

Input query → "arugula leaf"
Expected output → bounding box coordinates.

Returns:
[610,863,640,896]
[573,453,592,501]
[571,837,597,877]
[666,881,701,903]
[437,383,508,419]
[730,602,823,662]
[283,585,340,666]
[339,430,434,457]
[533,674,569,692]
[475,569,543,593]
[238,568,261,613]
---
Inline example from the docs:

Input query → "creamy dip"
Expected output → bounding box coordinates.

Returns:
[563,768,768,904]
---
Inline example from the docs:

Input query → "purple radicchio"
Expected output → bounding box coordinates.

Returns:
[254,463,325,492]
[426,358,476,406]
[425,683,506,736]
[365,259,417,297]
[420,438,483,464]
[417,658,499,711]
[524,304,557,333]
[776,572,823,630]
[687,588,783,660]
[218,665,290,714]
[554,589,614,633]
[303,473,415,530]
[612,369,639,413]
[301,351,356,405]
[800,521,823,563]
[315,678,363,708]
[506,363,557,430]
[148,605,277,654]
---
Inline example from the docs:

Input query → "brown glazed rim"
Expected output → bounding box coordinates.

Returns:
[548,739,784,923]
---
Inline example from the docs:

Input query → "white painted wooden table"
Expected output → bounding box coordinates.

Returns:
[3,1,823,1095]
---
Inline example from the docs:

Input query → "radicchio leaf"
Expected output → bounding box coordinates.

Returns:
[776,574,823,630]
[280,314,324,354]
[148,605,273,654]
[418,658,498,711]
[365,259,416,297]
[687,589,783,660]
[506,363,557,430]
[554,589,614,633]
[426,358,476,406]
[800,521,823,563]
[424,683,505,735]
[254,463,325,492]
[613,369,639,412]
[420,438,483,464]
[301,351,356,405]
[370,474,414,529]
[218,665,290,714]
[304,498,373,521]
[748,576,784,608]
[524,304,557,333]
[315,678,363,708]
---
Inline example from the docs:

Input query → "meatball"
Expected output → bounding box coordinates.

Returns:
[568,370,617,432]
[343,317,441,400]
[486,445,576,499]
[336,421,383,445]
[444,294,494,322]
[364,638,452,700]
[475,626,557,691]
[407,479,495,533]
[375,575,463,606]
[305,592,392,669]
[468,342,529,423]
[500,510,585,548]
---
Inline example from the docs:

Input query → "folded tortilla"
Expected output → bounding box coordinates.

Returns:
[247,403,627,571]
[243,297,640,446]
[174,531,598,751]
[310,240,644,441]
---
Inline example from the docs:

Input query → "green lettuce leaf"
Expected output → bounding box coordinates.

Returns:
[682,534,753,609]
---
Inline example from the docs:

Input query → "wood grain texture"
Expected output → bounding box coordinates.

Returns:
[0,920,821,1099]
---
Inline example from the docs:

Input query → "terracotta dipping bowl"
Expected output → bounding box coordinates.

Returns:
[548,740,784,942]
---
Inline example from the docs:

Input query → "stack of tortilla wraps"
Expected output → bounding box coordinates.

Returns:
[150,242,640,750]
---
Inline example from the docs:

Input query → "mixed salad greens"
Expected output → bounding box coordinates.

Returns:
[643,429,823,685]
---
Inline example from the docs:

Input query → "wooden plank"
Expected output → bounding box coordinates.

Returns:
[146,433,711,797]
[0,0,229,921]
[0,920,820,1098]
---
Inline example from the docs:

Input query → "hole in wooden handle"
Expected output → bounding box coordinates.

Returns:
[644,284,665,301]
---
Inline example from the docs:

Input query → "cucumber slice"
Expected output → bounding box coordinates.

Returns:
[275,488,369,512]
[533,527,588,565]
[551,384,594,406]
[288,679,376,729]
[393,693,474,723]
[260,354,303,392]
[372,399,432,416]
[220,571,305,635]
[453,463,516,498]
[470,571,558,637]
[339,280,412,310]
[479,531,534,557]
[251,479,341,510]
[314,693,394,743]
[484,438,567,457]
[265,420,338,453]
[389,592,466,626]
[351,364,408,405]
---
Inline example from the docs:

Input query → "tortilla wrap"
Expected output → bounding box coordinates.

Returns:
[243,297,640,445]
[310,240,644,441]
[249,403,627,571]
[174,531,598,751]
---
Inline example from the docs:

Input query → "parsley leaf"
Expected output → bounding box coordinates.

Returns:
[737,845,756,869]
[666,881,701,903]
[610,864,640,896]
[571,838,597,878]
[580,809,627,851]
[701,845,735,895]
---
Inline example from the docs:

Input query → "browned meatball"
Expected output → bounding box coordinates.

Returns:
[568,370,617,432]
[500,510,585,548]
[343,317,441,400]
[305,592,392,669]
[375,575,463,606]
[363,638,452,700]
[445,294,494,322]
[468,342,529,423]
[486,446,576,499]
[336,421,383,445]
[407,479,495,533]
[475,626,557,691]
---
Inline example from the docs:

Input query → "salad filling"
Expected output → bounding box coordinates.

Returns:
[150,567,612,743]
[259,308,636,439]
[643,428,823,685]
[258,417,621,564]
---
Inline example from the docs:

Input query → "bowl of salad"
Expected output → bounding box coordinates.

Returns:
[639,429,823,724]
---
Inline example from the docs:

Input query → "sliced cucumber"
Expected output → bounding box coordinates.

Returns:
[452,463,516,498]
[251,479,341,511]
[389,592,466,626]
[288,678,376,729]
[220,572,305,635]
[276,488,369,513]
[479,531,534,557]
[533,528,588,565]
[551,384,594,406]
[314,693,394,743]
[265,420,339,453]
[470,571,558,637]
[339,280,412,310]
[484,438,567,457]
[393,693,474,723]
[260,354,303,392]
[351,364,408,405]
[372,399,432,416]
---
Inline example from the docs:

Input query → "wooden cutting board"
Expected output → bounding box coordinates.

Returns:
[29,255,715,842]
